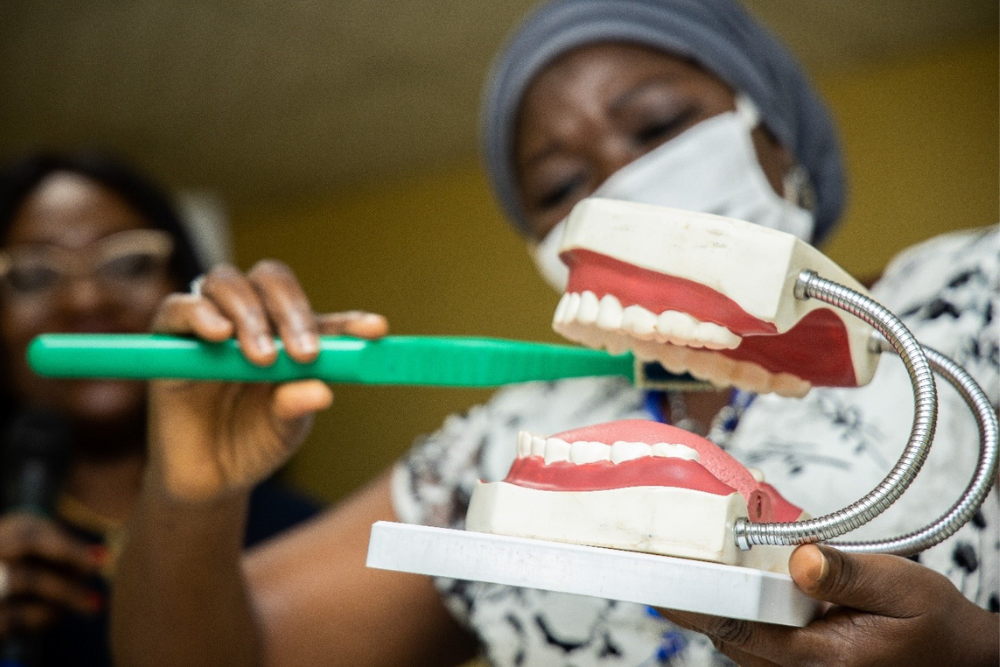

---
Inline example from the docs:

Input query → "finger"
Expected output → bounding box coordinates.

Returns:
[272,380,333,422]
[151,293,233,341]
[789,544,931,617]
[711,642,779,667]
[248,260,320,363]
[0,601,57,634]
[266,382,328,455]
[200,265,277,366]
[654,608,701,633]
[0,515,101,574]
[659,609,795,664]
[4,563,102,615]
[316,311,389,339]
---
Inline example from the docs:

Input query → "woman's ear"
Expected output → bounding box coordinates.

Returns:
[748,125,794,196]
[783,164,816,210]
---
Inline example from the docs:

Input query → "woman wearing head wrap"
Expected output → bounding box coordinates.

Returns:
[112,1,999,666]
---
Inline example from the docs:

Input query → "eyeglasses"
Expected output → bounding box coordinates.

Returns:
[0,229,175,297]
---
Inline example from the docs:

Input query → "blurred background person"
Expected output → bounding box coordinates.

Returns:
[0,152,320,667]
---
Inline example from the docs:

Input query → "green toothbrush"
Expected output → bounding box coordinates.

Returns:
[27,333,703,389]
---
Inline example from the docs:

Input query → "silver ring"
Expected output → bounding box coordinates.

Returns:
[189,275,206,297]
[0,561,9,600]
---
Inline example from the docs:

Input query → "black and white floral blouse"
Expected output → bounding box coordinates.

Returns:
[392,226,999,666]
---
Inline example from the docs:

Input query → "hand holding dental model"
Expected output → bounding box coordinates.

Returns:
[660,544,1000,667]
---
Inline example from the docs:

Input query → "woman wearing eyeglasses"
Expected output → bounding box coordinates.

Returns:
[0,152,333,667]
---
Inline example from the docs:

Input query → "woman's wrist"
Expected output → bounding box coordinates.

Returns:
[143,447,252,504]
[131,475,252,561]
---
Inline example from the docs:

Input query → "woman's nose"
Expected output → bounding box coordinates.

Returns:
[592,138,646,187]
[58,275,109,313]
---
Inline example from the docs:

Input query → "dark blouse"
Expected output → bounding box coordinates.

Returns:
[35,479,320,667]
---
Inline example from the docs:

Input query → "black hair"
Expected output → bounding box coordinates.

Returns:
[0,151,205,283]
[0,151,209,426]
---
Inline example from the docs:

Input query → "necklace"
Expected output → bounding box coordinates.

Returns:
[666,391,706,435]
[646,389,756,448]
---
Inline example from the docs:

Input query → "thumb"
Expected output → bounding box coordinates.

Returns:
[789,544,926,617]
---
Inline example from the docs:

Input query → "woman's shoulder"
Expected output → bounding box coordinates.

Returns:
[872,225,998,312]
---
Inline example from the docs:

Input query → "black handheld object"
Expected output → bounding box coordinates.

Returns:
[1,410,71,667]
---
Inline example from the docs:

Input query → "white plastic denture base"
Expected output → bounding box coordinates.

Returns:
[367,522,821,626]
[560,198,879,387]
[466,481,794,573]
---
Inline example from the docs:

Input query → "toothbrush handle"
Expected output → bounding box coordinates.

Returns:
[27,334,637,387]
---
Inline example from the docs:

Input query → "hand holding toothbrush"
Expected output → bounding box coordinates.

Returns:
[145,260,388,502]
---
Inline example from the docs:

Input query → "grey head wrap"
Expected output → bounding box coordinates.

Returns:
[481,0,845,245]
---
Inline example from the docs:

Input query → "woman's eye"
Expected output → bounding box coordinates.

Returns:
[537,174,585,211]
[6,265,61,293]
[635,120,677,143]
[633,108,697,146]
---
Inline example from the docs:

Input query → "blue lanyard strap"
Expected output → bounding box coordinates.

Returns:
[645,390,668,424]
[642,387,755,663]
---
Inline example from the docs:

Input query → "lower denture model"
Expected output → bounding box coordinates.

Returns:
[467,420,807,573]
[551,198,881,397]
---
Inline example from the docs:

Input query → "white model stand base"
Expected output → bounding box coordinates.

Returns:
[366,522,820,627]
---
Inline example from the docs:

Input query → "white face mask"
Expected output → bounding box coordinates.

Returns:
[529,96,815,292]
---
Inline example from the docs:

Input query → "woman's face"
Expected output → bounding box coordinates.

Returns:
[514,43,793,241]
[0,172,177,428]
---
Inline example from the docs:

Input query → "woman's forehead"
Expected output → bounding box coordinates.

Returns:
[516,45,724,138]
[523,44,717,108]
[4,172,150,248]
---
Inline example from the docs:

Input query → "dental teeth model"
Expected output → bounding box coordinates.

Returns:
[551,198,880,396]
[466,420,807,573]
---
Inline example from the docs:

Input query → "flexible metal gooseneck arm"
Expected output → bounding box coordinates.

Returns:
[734,270,999,556]
[829,341,999,555]
[734,270,940,552]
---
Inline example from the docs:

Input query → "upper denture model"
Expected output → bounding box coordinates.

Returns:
[466,420,807,573]
[551,198,880,397]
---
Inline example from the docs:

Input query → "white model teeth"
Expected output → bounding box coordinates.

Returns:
[554,291,740,350]
[517,431,532,458]
[638,338,810,398]
[565,292,581,320]
[517,431,699,465]
[553,295,570,325]
[651,442,700,461]
[596,295,623,330]
[622,305,657,338]
[553,290,811,397]
[543,437,571,464]
[577,291,600,325]
[531,435,546,458]
[656,311,697,345]
[570,441,609,464]
[695,322,741,350]
[610,440,649,463]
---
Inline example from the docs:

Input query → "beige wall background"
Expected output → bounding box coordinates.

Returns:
[230,35,999,504]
